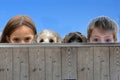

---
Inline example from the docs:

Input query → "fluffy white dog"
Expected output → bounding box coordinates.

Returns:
[33,29,62,43]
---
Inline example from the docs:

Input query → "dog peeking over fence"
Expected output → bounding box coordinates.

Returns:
[62,32,87,43]
[32,29,62,43]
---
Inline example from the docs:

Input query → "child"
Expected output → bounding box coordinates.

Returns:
[0,15,37,43]
[87,16,119,43]
[62,32,87,43]
[32,29,62,43]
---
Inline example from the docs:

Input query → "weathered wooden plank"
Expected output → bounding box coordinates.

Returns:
[110,47,120,80]
[94,47,109,80]
[45,47,61,80]
[13,47,29,80]
[29,47,45,80]
[77,47,94,80]
[62,47,77,80]
[0,47,12,80]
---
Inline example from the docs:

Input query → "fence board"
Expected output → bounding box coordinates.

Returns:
[94,47,109,80]
[110,47,120,80]
[45,47,61,80]
[62,47,77,80]
[0,47,12,80]
[77,47,94,80]
[13,47,29,80]
[29,47,45,80]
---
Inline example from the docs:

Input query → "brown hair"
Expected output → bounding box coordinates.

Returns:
[62,32,87,43]
[0,15,37,43]
[87,16,118,42]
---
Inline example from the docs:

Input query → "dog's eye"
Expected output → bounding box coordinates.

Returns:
[68,39,73,43]
[40,39,44,42]
[78,38,83,42]
[49,39,54,43]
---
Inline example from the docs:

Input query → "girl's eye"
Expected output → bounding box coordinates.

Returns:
[13,38,20,42]
[25,37,31,42]
[40,39,44,42]
[49,39,54,43]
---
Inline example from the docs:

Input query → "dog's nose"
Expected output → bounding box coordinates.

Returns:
[41,42,49,43]
[42,39,50,43]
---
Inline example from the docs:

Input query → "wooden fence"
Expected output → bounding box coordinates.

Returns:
[0,43,120,80]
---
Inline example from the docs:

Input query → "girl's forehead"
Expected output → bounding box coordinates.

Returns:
[11,26,34,36]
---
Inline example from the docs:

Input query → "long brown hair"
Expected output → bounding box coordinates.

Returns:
[0,15,37,43]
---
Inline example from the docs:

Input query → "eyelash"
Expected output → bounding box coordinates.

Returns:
[25,37,31,41]
[93,38,99,42]
[105,39,111,42]
[93,38,112,42]
[13,38,20,42]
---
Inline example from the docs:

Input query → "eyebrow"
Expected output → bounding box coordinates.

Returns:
[104,36,113,38]
[24,35,34,37]
[91,35,100,38]
[12,37,19,38]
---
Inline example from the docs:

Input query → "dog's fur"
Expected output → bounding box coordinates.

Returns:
[33,29,62,43]
[62,32,87,43]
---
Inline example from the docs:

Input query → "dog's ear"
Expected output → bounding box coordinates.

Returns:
[75,32,87,43]
[51,31,62,43]
[55,34,62,43]
[57,37,62,43]
[62,35,68,43]
[62,33,75,43]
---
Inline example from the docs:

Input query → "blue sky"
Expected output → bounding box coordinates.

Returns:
[0,0,120,41]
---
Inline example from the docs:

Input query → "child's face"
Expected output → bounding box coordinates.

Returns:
[7,26,34,44]
[89,28,114,43]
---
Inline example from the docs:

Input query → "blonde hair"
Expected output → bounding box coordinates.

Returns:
[87,16,119,42]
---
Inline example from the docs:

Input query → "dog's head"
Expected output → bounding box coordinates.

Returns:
[33,29,61,43]
[62,32,87,43]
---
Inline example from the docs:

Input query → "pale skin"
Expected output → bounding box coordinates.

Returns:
[7,25,34,44]
[88,28,115,43]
